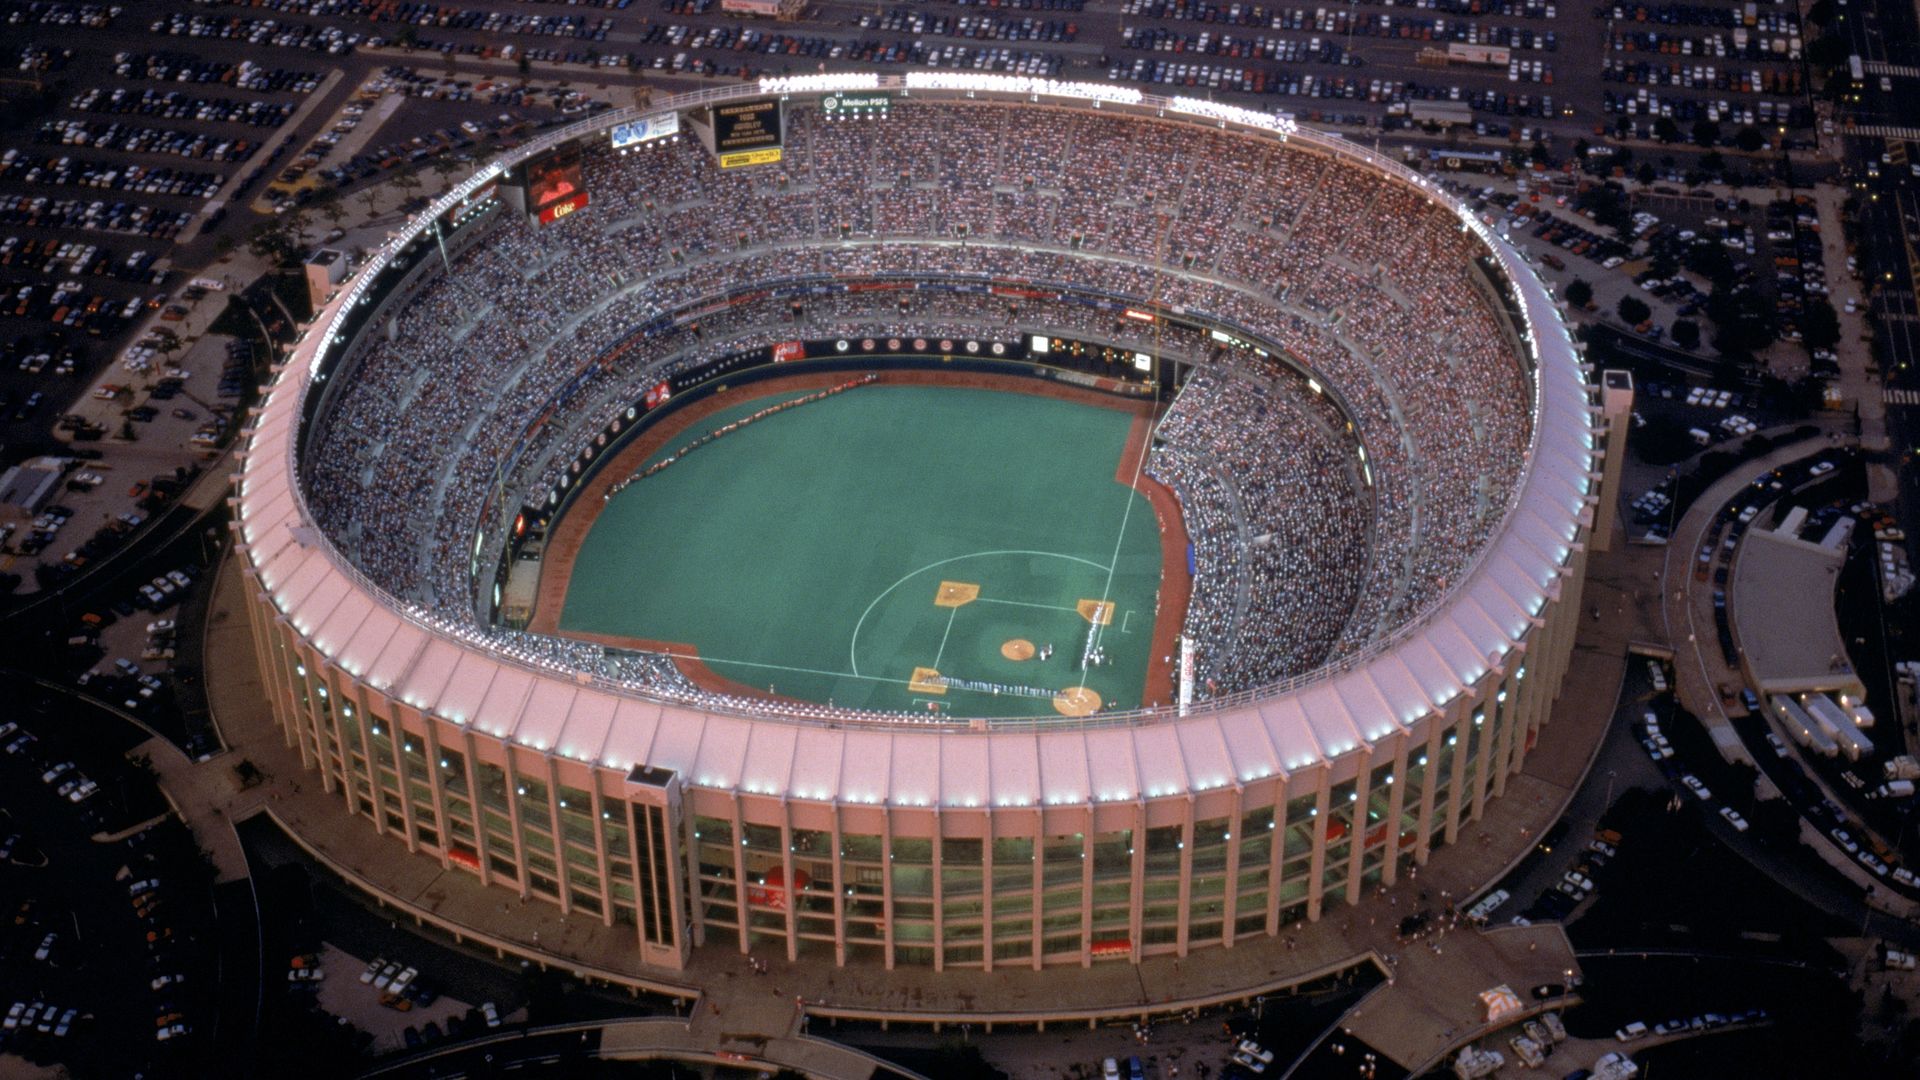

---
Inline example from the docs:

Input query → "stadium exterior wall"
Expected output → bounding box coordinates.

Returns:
[231,76,1600,974]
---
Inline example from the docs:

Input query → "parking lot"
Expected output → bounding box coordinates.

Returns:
[0,679,222,1079]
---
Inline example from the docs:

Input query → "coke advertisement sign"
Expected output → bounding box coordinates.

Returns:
[772,340,805,363]
[537,190,590,225]
[643,380,672,410]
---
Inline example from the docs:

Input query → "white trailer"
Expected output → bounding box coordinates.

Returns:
[1772,695,1838,757]
[1805,694,1874,761]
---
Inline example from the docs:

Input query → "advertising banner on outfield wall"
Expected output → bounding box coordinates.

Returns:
[772,341,805,363]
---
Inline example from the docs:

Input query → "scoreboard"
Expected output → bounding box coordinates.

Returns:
[711,98,783,168]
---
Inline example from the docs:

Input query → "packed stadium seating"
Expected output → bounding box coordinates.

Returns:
[304,100,1533,706]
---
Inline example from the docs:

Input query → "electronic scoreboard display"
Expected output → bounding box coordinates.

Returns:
[712,97,783,168]
[525,145,589,224]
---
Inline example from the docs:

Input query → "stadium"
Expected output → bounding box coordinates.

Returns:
[233,74,1599,974]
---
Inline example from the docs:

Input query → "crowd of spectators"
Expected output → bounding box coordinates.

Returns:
[302,99,1536,710]
[1149,366,1371,692]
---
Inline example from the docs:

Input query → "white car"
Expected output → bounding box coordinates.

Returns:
[359,956,386,984]
[152,973,185,991]
[146,619,175,635]
[1564,871,1596,892]
[34,933,55,961]
[1719,807,1749,832]
[1102,1059,1122,1080]
[1831,829,1860,855]
[1765,733,1788,757]
[288,967,324,982]
[1465,889,1510,921]
[1234,1040,1276,1073]
[40,761,74,784]
[372,961,400,989]
[1681,774,1711,801]
[481,1001,501,1028]
[1643,738,1672,761]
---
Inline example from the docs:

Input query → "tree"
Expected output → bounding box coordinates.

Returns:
[1806,0,1835,25]
[1685,240,1736,286]
[1806,34,1849,71]
[1618,295,1652,326]
[1654,116,1681,143]
[430,155,460,193]
[285,206,314,249]
[317,197,347,234]
[246,220,297,265]
[1701,150,1726,174]
[518,54,532,84]
[1564,278,1594,309]
[1692,119,1721,148]
[1706,284,1777,355]
[1801,298,1842,350]
[1672,319,1702,350]
[1636,161,1657,185]
[1529,139,1550,167]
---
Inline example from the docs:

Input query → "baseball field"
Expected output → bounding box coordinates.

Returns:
[542,371,1179,719]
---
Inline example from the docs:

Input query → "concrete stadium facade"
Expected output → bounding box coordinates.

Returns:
[231,76,1602,975]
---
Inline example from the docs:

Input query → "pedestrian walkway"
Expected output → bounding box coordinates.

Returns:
[1887,387,1920,406]
[1846,124,1920,141]
[168,515,1651,1069]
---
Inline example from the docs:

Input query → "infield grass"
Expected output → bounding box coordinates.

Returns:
[557,382,1164,718]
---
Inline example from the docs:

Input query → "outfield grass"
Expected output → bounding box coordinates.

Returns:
[558,383,1164,718]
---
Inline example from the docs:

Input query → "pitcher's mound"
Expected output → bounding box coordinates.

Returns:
[1001,638,1036,661]
[1052,686,1101,717]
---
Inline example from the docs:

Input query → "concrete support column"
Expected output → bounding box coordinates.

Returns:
[728,797,750,954]
[420,721,452,871]
[1129,802,1147,961]
[583,780,614,926]
[1345,750,1373,908]
[1030,811,1044,971]
[881,814,896,971]
[1079,822,1094,967]
[1443,712,1470,844]
[1174,798,1195,956]
[500,753,532,901]
[1415,723,1441,864]
[1265,778,1288,933]
[461,731,494,889]
[981,825,995,973]
[1222,785,1244,947]
[780,802,799,963]
[585,783,614,927]
[829,803,846,967]
[931,811,946,972]
[1381,735,1409,887]
[544,758,572,917]
[1304,776,1331,922]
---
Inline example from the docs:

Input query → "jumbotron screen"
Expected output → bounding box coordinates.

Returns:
[526,146,589,224]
